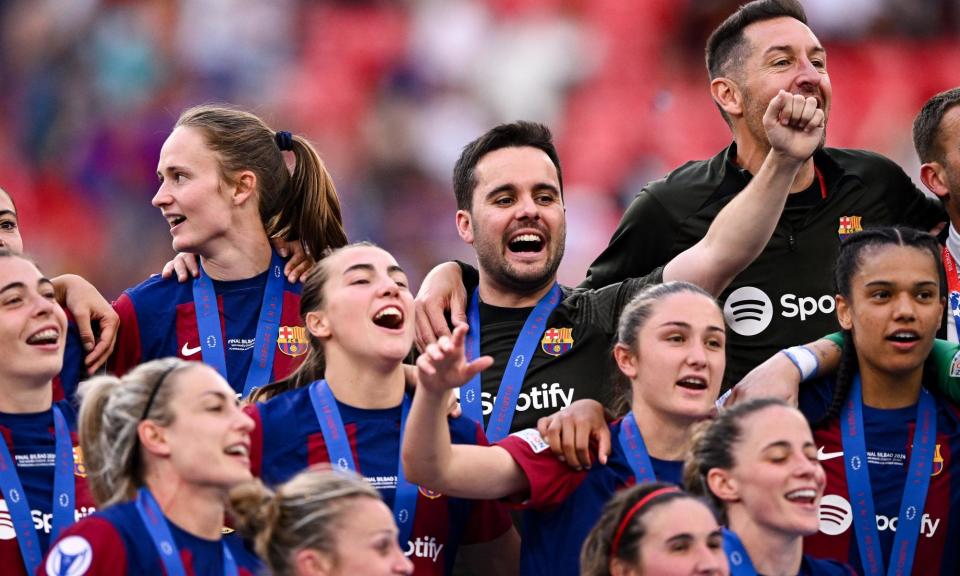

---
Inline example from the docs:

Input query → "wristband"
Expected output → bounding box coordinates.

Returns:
[781,345,819,382]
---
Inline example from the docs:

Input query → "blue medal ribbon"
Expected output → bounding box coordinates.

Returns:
[0,405,76,575]
[193,250,287,397]
[722,528,758,576]
[617,412,657,483]
[840,374,936,576]
[135,488,238,576]
[462,283,562,442]
[308,380,419,547]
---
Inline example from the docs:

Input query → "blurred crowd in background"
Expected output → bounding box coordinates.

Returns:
[2,0,959,299]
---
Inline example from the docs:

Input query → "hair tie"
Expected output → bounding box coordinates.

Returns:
[610,486,681,558]
[275,130,294,151]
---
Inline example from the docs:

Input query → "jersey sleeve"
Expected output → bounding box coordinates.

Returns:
[452,418,516,544]
[108,293,141,377]
[56,316,87,404]
[496,428,589,509]
[930,338,960,405]
[43,517,128,576]
[581,189,675,290]
[572,268,666,337]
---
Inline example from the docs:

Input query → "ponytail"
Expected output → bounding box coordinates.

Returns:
[229,469,380,576]
[268,136,347,258]
[175,105,348,259]
[78,358,187,507]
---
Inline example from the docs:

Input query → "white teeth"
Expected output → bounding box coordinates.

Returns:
[786,489,817,501]
[890,332,917,341]
[225,445,249,457]
[27,329,59,344]
[677,377,707,387]
[375,307,402,320]
[512,234,541,242]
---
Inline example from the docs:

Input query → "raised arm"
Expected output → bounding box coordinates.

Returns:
[402,325,528,500]
[663,90,826,296]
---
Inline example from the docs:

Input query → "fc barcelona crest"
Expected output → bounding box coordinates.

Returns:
[541,327,574,357]
[838,215,863,240]
[419,486,443,499]
[73,446,87,478]
[932,444,945,477]
[277,325,309,357]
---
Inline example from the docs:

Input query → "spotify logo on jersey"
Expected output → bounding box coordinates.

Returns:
[723,287,773,336]
[818,494,853,536]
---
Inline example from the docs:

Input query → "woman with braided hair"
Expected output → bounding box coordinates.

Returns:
[794,227,960,575]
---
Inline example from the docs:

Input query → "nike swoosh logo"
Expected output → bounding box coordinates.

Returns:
[817,446,844,461]
[181,342,202,357]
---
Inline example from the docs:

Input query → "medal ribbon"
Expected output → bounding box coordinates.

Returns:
[940,245,960,341]
[617,412,657,483]
[722,528,758,576]
[308,380,419,546]
[193,250,286,397]
[462,283,562,442]
[0,405,76,574]
[840,374,936,576]
[0,405,75,575]
[135,488,237,576]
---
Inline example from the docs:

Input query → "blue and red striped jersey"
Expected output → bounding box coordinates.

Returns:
[106,268,306,396]
[0,401,96,576]
[496,419,683,576]
[247,387,513,576]
[800,378,960,575]
[43,501,261,576]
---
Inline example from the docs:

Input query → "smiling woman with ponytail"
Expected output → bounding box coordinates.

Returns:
[230,469,412,576]
[43,358,261,575]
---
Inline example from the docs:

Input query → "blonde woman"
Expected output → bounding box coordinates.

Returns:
[230,469,412,576]
[44,359,260,575]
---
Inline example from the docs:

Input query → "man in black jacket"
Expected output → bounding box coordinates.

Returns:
[582,0,945,386]
[914,87,960,342]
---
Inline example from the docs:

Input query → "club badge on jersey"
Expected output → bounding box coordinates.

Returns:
[540,327,574,357]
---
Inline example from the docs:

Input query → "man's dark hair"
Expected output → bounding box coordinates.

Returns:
[913,87,960,164]
[452,121,563,211]
[705,0,808,126]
